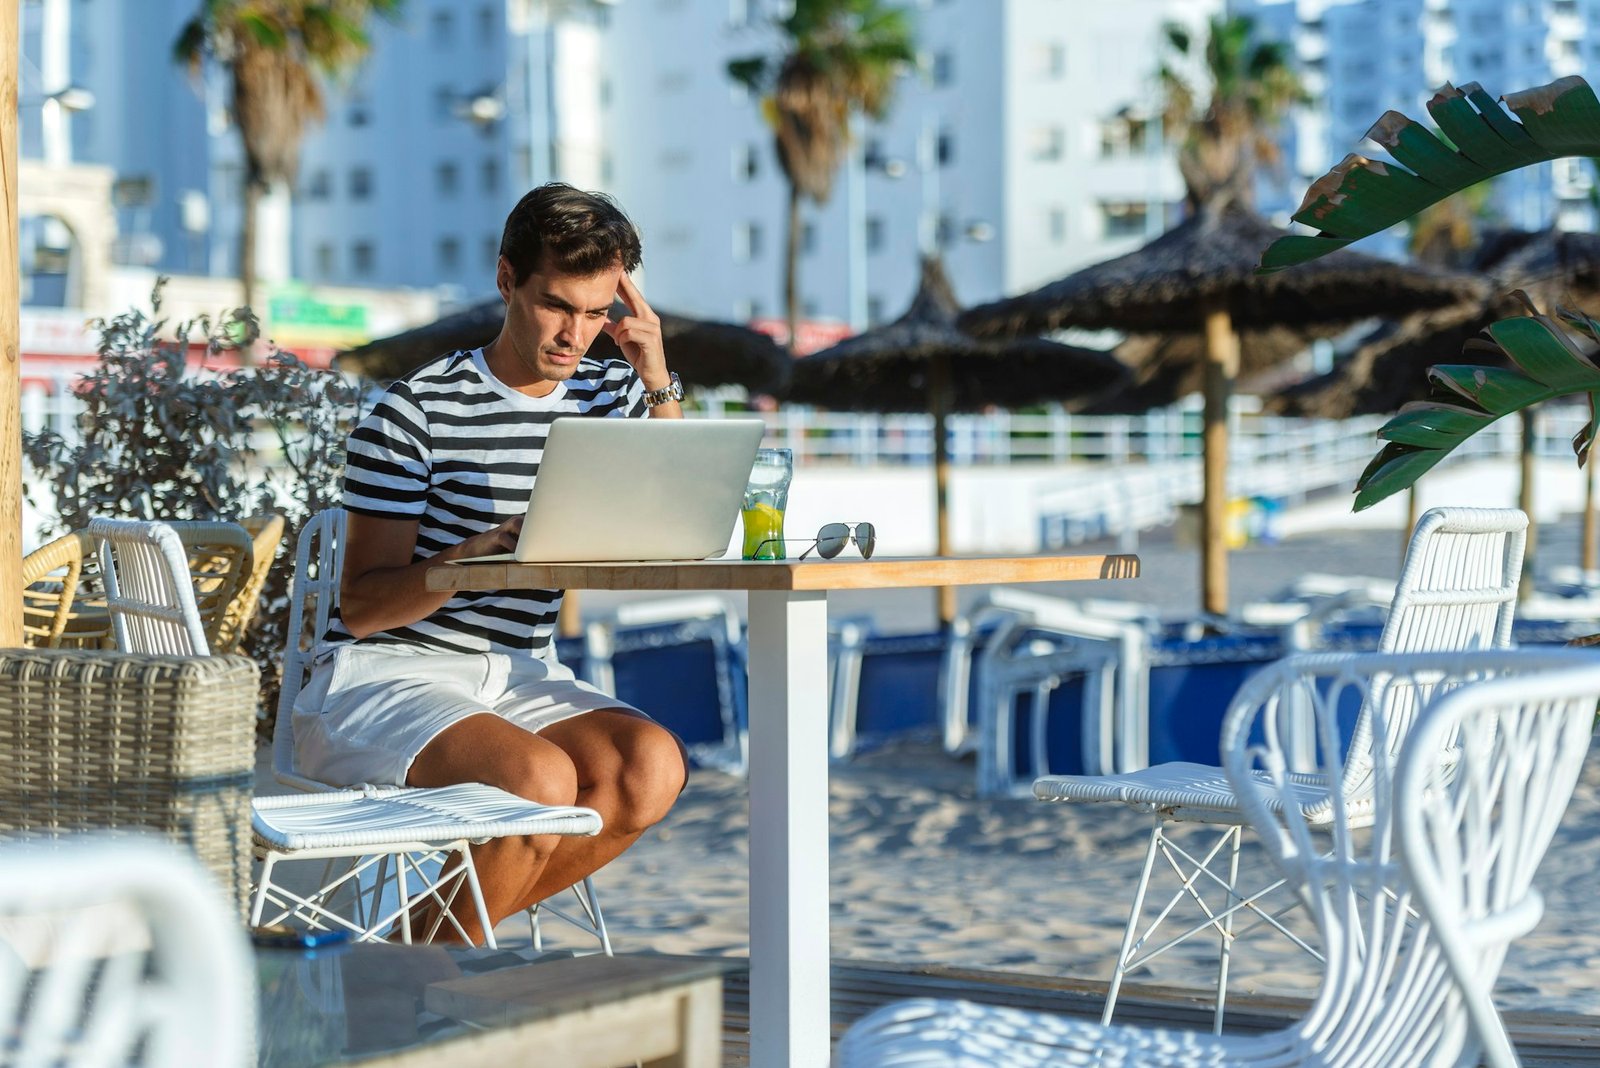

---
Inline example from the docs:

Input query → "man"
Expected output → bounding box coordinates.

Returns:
[294,184,690,944]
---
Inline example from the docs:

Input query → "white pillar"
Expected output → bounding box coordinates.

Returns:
[254,181,292,286]
[746,589,830,1068]
[40,0,70,165]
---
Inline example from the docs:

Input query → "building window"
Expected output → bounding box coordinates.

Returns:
[866,294,886,326]
[484,236,500,265]
[1099,114,1152,158]
[306,169,331,201]
[351,240,375,277]
[937,127,955,167]
[477,4,497,44]
[734,222,763,261]
[1100,201,1148,238]
[1030,126,1065,162]
[314,242,335,278]
[733,144,760,182]
[348,99,371,127]
[1037,41,1065,79]
[438,236,461,273]
[434,86,455,123]
[436,161,459,196]
[658,69,691,93]
[482,158,499,193]
[1048,207,1067,243]
[865,215,886,253]
[802,298,820,318]
[734,297,761,321]
[932,50,954,87]
[431,9,454,45]
[349,167,373,200]
[801,222,817,255]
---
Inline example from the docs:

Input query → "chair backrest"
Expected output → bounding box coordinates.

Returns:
[0,834,254,1068]
[1378,507,1526,656]
[272,509,347,789]
[1223,648,1600,1068]
[90,519,211,656]
[213,513,286,654]
[20,531,92,648]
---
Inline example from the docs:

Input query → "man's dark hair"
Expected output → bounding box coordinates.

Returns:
[499,182,643,285]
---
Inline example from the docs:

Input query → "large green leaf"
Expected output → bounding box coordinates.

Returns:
[1260,77,1600,272]
[1353,305,1600,510]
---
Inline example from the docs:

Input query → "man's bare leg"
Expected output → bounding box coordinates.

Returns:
[509,709,688,911]
[404,713,580,943]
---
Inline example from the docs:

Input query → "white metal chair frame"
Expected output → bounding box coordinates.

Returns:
[256,510,612,951]
[91,518,211,657]
[1031,506,1528,1029]
[837,647,1600,1067]
[0,835,255,1068]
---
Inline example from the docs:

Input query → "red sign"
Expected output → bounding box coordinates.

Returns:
[749,317,854,357]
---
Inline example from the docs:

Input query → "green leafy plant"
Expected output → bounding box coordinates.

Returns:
[1260,75,1600,511]
[23,282,364,723]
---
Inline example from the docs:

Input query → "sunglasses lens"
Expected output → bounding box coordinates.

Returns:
[855,523,876,559]
[816,523,849,559]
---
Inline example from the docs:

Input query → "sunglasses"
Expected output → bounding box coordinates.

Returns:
[753,522,876,562]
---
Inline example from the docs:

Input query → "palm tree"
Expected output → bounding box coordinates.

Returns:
[727,0,916,350]
[1159,14,1305,213]
[174,1,403,310]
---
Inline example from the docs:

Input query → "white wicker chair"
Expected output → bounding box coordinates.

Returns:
[1031,506,1527,1029]
[255,510,612,951]
[92,515,607,948]
[0,835,255,1068]
[837,647,1600,1067]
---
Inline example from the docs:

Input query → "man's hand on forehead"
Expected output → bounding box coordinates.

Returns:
[600,274,670,389]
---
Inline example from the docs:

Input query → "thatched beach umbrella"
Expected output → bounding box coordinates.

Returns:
[337,298,792,395]
[787,256,1125,624]
[960,202,1485,617]
[1086,325,1343,415]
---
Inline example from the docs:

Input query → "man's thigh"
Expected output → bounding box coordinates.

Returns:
[407,712,579,806]
[538,710,689,790]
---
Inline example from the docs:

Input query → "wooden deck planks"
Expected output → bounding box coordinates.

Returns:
[712,959,1600,1066]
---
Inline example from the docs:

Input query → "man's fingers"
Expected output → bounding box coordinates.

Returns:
[617,274,658,323]
[599,318,618,338]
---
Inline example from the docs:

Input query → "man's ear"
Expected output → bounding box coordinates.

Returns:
[496,256,514,302]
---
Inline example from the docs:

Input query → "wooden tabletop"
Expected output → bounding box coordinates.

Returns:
[426,554,1140,594]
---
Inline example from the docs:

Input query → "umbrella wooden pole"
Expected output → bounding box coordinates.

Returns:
[558,590,583,639]
[1585,456,1599,577]
[1519,408,1538,602]
[0,2,19,647]
[1201,305,1238,620]
[1403,484,1420,562]
[930,354,956,626]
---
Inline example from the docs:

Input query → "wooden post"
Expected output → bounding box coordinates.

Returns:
[1200,304,1239,620]
[0,1,21,647]
[1403,484,1420,562]
[1584,455,1598,577]
[1518,408,1537,602]
[930,353,956,627]
[558,590,583,639]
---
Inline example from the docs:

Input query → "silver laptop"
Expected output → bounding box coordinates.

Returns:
[459,417,767,564]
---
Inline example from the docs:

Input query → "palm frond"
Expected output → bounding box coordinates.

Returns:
[1354,295,1600,510]
[1262,76,1600,272]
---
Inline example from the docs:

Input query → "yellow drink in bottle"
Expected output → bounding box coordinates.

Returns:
[742,502,785,560]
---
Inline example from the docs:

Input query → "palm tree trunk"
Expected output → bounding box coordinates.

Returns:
[1519,408,1537,601]
[784,183,801,352]
[930,352,955,626]
[1201,302,1238,619]
[240,175,262,314]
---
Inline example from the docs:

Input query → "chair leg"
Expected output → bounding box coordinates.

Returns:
[577,877,613,956]
[1212,825,1242,1034]
[1103,814,1164,1026]
[250,854,278,928]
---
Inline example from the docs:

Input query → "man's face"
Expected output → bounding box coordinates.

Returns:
[498,256,623,384]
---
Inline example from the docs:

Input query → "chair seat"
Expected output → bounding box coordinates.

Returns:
[252,783,603,851]
[1034,763,1353,825]
[837,998,1296,1066]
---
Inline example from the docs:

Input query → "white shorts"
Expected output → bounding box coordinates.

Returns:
[291,644,642,788]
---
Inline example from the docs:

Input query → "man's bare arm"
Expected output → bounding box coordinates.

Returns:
[339,512,522,638]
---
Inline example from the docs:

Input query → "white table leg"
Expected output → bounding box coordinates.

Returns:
[746,589,830,1068]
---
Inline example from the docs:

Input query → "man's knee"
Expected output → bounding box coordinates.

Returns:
[611,720,688,834]
[411,714,580,808]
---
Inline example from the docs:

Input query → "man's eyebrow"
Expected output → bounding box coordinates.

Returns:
[540,292,612,315]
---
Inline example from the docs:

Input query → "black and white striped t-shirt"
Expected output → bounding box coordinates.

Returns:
[326,348,648,656]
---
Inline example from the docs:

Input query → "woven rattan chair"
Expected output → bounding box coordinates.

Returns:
[212,513,286,655]
[0,648,259,913]
[0,835,255,1067]
[20,531,95,648]
[1031,507,1527,1029]
[837,648,1600,1068]
[263,510,613,949]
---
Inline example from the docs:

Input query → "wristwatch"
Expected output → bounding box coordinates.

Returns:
[642,371,684,408]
